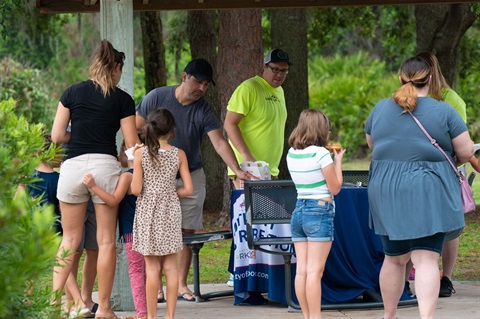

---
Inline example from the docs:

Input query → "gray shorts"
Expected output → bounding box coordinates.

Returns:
[77,200,98,251]
[57,154,121,204]
[445,227,464,241]
[176,168,206,230]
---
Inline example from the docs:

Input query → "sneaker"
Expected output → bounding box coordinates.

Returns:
[439,276,456,297]
[226,273,234,287]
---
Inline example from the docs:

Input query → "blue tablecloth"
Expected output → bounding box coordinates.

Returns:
[229,186,411,305]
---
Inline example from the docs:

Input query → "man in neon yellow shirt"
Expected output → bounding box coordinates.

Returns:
[224,49,291,188]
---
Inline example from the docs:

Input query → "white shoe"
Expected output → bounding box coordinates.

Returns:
[226,274,234,287]
[69,307,92,319]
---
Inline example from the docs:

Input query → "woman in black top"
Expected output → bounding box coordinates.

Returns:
[51,39,139,318]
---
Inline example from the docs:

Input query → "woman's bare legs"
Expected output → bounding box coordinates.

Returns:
[380,253,410,319]
[162,253,179,319]
[52,201,87,306]
[411,250,441,319]
[64,251,88,312]
[144,256,161,319]
[93,203,118,317]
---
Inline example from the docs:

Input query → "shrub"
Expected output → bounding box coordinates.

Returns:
[0,99,61,318]
[308,52,398,158]
[0,57,57,128]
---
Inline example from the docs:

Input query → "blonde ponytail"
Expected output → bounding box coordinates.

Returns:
[89,39,125,97]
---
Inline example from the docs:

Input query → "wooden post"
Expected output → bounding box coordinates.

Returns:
[100,0,134,97]
[100,0,135,312]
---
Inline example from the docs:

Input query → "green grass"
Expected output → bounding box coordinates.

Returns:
[197,158,480,284]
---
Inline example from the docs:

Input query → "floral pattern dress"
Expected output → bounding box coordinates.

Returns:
[132,147,182,256]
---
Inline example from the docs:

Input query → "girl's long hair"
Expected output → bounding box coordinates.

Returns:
[89,39,125,97]
[143,108,176,168]
[416,51,450,101]
[392,57,430,113]
[288,108,331,150]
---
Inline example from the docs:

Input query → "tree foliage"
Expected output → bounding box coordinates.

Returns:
[415,4,476,86]
[308,6,415,68]
[0,56,57,127]
[458,21,480,142]
[164,11,189,80]
[0,99,61,318]
[309,52,398,158]
[0,0,69,68]
[1,4,479,215]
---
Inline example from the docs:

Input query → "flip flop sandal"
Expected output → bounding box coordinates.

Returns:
[177,291,195,302]
[157,291,165,303]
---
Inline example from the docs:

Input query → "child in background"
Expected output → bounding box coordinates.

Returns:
[286,109,345,319]
[83,141,147,319]
[27,134,63,235]
[27,134,92,318]
[131,108,193,319]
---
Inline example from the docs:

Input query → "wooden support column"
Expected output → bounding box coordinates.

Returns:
[100,0,134,97]
[99,0,135,312]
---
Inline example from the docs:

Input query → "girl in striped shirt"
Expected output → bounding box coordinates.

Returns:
[286,109,345,319]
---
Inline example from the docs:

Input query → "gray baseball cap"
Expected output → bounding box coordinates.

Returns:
[264,49,292,65]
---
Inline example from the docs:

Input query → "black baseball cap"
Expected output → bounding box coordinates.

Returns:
[184,58,216,86]
[264,49,292,65]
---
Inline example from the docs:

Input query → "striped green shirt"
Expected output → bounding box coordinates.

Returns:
[287,145,333,199]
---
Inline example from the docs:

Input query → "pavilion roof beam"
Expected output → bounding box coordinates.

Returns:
[36,0,480,14]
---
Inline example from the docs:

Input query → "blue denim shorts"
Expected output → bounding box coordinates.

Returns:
[291,199,335,242]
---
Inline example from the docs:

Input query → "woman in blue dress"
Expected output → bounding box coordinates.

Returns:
[364,56,473,319]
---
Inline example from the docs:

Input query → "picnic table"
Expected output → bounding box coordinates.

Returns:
[229,181,415,309]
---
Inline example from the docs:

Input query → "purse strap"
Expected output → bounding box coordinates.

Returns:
[407,110,462,181]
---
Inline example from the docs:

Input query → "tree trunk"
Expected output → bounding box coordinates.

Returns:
[270,8,309,180]
[217,9,263,226]
[415,4,476,87]
[140,11,166,91]
[187,10,223,213]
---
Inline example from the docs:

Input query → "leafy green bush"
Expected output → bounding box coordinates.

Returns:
[0,99,61,318]
[457,23,480,142]
[308,52,398,158]
[0,57,57,127]
[458,71,480,142]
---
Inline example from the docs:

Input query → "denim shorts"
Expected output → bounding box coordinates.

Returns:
[291,199,335,242]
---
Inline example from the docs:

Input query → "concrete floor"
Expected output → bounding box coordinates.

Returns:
[107,281,480,319]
